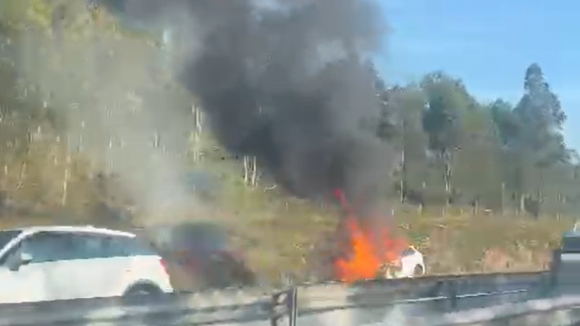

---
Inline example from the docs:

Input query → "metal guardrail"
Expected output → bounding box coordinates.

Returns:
[0,271,551,326]
[0,287,296,326]
[289,272,545,326]
[293,273,545,313]
[417,295,580,326]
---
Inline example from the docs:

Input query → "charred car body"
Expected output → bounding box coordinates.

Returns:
[549,223,580,294]
[144,222,256,291]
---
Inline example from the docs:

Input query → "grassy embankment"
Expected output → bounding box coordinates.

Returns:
[212,185,571,281]
[1,173,568,285]
[2,177,573,281]
[0,137,570,284]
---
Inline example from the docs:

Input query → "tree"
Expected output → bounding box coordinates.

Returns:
[3,2,580,219]
[421,72,470,206]
[511,63,569,215]
[488,99,522,211]
[453,102,504,210]
[364,61,397,142]
[490,99,520,148]
[383,85,428,204]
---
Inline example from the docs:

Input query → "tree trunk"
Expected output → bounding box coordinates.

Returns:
[519,194,526,215]
[442,151,453,208]
[538,170,545,204]
[2,164,7,192]
[16,162,26,190]
[418,181,426,214]
[250,156,258,187]
[191,104,203,163]
[400,119,407,204]
[78,120,85,153]
[243,156,250,187]
[399,148,405,204]
[500,182,505,215]
[153,131,160,149]
[243,156,259,187]
[61,155,71,207]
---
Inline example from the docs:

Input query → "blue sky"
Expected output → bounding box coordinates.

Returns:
[375,0,580,149]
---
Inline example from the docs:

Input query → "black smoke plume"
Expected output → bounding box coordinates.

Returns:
[96,0,395,206]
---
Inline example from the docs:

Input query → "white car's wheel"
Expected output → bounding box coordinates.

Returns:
[123,283,163,297]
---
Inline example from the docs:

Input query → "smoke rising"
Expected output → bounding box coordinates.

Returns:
[10,0,396,217]
[99,0,396,206]
[8,19,197,218]
[185,0,394,204]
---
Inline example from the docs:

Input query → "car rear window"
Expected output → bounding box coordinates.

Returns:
[562,236,580,252]
[0,230,21,250]
[400,247,416,257]
[168,223,229,252]
[105,236,159,257]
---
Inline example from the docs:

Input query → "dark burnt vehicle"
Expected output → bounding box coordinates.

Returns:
[548,223,580,295]
[144,222,256,291]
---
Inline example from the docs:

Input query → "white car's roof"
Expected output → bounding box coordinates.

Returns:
[6,225,136,238]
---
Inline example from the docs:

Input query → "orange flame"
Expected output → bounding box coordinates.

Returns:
[333,190,407,283]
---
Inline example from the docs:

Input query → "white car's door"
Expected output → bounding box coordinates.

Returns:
[64,233,131,299]
[43,259,88,300]
[69,256,129,299]
[16,232,85,301]
[0,260,49,303]
[72,234,173,297]
[0,231,49,303]
[21,232,150,300]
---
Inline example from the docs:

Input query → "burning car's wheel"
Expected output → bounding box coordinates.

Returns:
[413,265,424,276]
[378,263,401,279]
[204,254,257,288]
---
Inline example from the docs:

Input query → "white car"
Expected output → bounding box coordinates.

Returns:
[381,246,426,279]
[0,225,174,303]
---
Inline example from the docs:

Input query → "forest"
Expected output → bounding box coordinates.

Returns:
[0,0,576,279]
[0,0,576,224]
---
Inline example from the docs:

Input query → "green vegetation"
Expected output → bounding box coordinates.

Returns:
[0,0,576,283]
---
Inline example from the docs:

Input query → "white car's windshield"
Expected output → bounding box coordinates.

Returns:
[0,230,21,250]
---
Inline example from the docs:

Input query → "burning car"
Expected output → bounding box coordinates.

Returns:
[143,222,256,291]
[333,217,422,282]
[378,245,425,279]
[332,189,424,282]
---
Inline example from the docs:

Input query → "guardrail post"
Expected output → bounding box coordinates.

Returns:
[270,290,285,326]
[549,249,560,292]
[270,288,297,326]
[537,273,551,298]
[288,287,297,326]
[447,281,458,311]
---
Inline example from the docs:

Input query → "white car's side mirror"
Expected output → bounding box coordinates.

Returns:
[19,252,33,266]
[7,252,33,271]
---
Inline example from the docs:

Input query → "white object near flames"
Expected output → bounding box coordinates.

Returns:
[382,245,426,279]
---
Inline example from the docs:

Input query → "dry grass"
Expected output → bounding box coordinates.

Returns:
[401,212,568,275]
[178,187,573,283]
[0,184,572,285]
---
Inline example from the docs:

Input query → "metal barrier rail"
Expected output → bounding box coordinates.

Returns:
[295,270,548,293]
[298,288,529,314]
[292,271,548,313]
[0,270,550,326]
[0,288,296,326]
[420,295,580,326]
